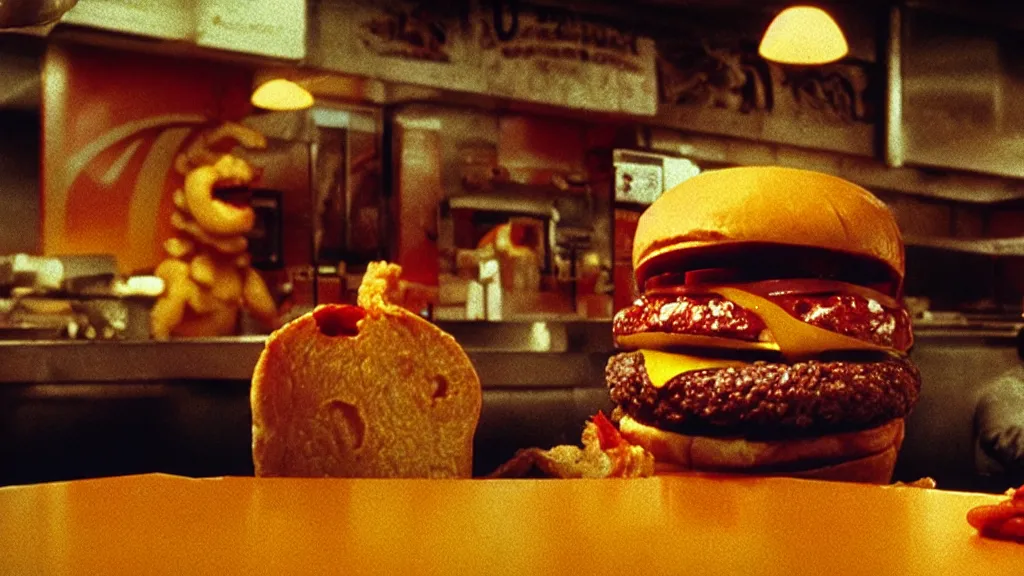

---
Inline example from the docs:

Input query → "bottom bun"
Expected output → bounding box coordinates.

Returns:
[785,446,899,484]
[619,415,905,484]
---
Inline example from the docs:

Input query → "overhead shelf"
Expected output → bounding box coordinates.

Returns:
[645,128,1024,205]
[904,234,1024,256]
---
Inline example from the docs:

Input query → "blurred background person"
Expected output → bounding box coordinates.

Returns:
[974,328,1024,492]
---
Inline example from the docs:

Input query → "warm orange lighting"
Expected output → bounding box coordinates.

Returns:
[759,6,848,65]
[250,78,314,111]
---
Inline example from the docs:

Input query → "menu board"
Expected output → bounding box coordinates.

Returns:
[195,0,306,60]
[61,0,194,40]
[311,0,657,115]
[475,9,657,115]
[309,0,477,94]
[60,0,306,60]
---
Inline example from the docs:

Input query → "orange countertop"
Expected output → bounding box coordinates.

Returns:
[1,473,1021,575]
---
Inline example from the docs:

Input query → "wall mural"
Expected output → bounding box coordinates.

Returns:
[656,31,879,156]
[784,66,872,124]
[358,3,453,62]
[659,41,774,115]
[41,44,255,276]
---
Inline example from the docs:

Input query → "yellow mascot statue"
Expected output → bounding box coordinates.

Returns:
[151,122,279,339]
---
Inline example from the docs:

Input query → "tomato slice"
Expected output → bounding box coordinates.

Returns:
[592,411,623,451]
[645,276,901,310]
[998,517,1024,541]
[967,503,1019,531]
[967,487,1024,542]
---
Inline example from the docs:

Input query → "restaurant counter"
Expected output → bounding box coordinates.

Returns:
[0,321,1020,490]
[3,473,1022,575]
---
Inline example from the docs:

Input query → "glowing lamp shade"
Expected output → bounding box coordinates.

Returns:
[250,78,314,111]
[759,6,848,65]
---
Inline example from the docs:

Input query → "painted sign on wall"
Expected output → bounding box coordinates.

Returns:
[311,0,658,115]
[42,44,253,274]
[654,8,881,156]
[61,0,306,60]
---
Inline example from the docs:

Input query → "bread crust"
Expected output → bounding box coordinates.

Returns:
[632,167,905,288]
[251,263,482,478]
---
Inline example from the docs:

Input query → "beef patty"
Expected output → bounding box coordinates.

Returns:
[606,351,921,440]
[613,292,912,351]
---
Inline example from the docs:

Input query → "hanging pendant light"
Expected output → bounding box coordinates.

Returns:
[759,5,848,65]
[251,78,314,111]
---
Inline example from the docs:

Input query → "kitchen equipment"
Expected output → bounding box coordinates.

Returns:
[248,189,284,270]
[0,254,159,340]
[441,191,559,278]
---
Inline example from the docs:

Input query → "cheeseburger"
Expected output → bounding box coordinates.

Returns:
[608,166,921,483]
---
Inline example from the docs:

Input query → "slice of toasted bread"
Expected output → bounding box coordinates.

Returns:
[251,262,482,478]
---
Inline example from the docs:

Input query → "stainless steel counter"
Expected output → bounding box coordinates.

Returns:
[0,320,1016,386]
[0,321,614,387]
[0,322,618,485]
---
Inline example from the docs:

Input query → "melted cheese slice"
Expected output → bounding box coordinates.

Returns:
[712,287,887,360]
[617,332,778,353]
[640,349,747,388]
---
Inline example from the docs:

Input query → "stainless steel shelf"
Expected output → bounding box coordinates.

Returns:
[904,234,1024,256]
[0,337,611,387]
